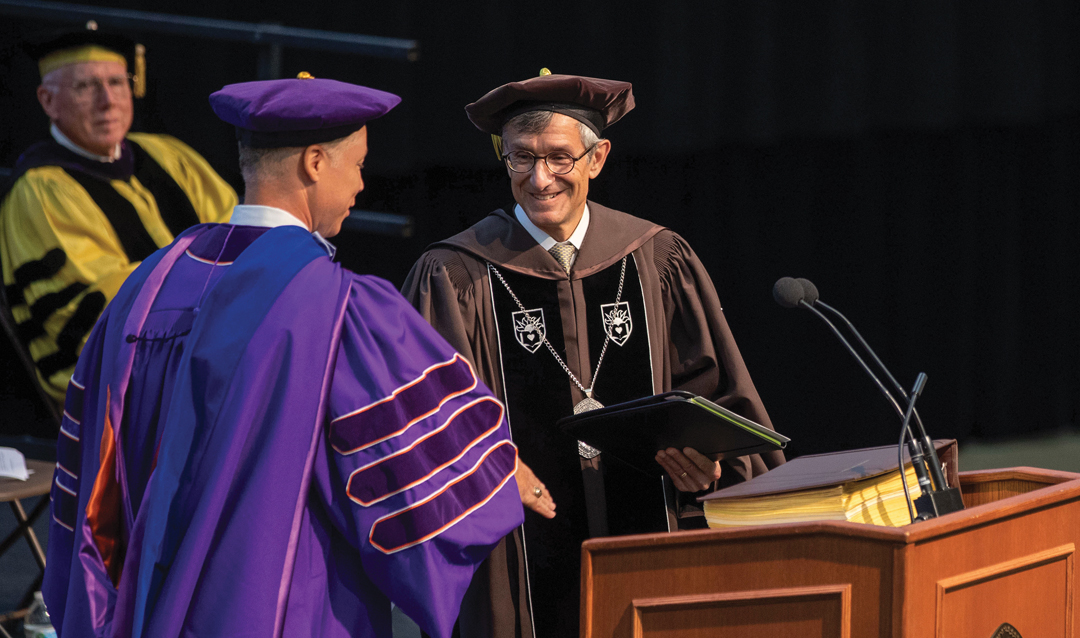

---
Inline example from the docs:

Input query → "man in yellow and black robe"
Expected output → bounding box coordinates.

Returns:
[0,29,236,403]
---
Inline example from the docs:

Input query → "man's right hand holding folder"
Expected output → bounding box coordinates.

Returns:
[655,447,723,492]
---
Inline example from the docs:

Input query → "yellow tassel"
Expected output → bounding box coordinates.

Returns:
[133,44,146,98]
[539,68,551,76]
[297,71,315,80]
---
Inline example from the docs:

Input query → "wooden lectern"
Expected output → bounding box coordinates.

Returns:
[581,467,1080,637]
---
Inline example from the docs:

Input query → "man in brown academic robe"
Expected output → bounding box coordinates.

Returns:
[402,72,784,638]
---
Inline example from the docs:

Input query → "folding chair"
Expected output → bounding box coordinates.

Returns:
[0,214,62,635]
[0,459,53,632]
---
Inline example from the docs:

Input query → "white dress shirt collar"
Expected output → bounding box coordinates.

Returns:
[513,203,590,252]
[51,123,121,162]
[229,204,336,258]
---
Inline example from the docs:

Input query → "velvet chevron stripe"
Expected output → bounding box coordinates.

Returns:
[330,353,478,454]
[51,473,78,531]
[52,376,86,532]
[37,291,106,378]
[17,282,88,343]
[5,247,66,306]
[346,397,505,506]
[369,440,517,555]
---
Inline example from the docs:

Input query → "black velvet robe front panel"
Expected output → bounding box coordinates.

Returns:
[402,202,785,638]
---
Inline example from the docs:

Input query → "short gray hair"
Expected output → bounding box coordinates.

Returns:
[502,111,601,159]
[237,144,298,182]
[237,135,354,182]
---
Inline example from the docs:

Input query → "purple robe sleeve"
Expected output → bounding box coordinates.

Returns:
[320,275,524,638]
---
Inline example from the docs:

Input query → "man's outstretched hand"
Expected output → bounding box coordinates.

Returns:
[516,459,556,518]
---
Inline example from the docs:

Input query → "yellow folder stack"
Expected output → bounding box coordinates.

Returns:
[704,465,922,528]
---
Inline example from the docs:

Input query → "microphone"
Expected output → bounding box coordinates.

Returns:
[795,277,818,304]
[772,277,807,308]
[771,278,907,420]
[792,279,954,504]
[772,277,932,519]
[773,277,962,520]
[898,372,933,520]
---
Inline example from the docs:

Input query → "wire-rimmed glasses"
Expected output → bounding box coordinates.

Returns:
[502,143,598,175]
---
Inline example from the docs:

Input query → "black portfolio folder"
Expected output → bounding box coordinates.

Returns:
[557,391,789,476]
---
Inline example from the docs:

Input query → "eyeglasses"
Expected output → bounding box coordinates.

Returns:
[51,74,134,103]
[502,143,598,175]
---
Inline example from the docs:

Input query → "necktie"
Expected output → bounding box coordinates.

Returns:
[549,243,575,274]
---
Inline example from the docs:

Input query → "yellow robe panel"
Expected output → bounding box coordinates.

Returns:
[1,133,237,402]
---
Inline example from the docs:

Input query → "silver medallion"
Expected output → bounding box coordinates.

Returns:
[575,396,604,459]
[573,397,604,414]
[578,440,601,459]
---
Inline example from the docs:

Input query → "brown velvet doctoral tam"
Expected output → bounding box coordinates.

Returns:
[465,74,635,135]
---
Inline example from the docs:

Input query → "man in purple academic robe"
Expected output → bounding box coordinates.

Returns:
[42,75,524,638]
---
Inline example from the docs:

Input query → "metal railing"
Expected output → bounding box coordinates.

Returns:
[341,209,413,238]
[0,0,419,73]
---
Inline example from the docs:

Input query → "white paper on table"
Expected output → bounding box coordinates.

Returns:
[0,447,30,481]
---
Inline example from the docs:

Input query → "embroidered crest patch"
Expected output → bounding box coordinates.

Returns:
[513,309,546,353]
[601,301,633,346]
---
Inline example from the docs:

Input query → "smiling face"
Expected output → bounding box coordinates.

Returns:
[309,126,368,238]
[37,60,133,157]
[502,113,610,242]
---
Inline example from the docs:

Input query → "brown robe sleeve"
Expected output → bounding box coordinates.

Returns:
[402,249,476,358]
[401,247,508,400]
[401,250,533,638]
[652,230,786,487]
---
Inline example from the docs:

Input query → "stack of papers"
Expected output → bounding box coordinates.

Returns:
[699,442,957,529]
[0,447,30,481]
[704,465,921,528]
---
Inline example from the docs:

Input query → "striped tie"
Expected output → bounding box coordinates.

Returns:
[549,243,575,274]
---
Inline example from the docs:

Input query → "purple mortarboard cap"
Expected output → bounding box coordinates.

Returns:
[209,73,401,148]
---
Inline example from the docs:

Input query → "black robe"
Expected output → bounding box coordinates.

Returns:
[403,202,784,638]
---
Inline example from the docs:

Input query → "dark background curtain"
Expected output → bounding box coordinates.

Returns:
[2,1,1078,459]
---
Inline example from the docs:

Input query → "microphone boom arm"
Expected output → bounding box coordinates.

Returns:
[799,300,934,521]
[774,276,966,521]
[813,300,950,494]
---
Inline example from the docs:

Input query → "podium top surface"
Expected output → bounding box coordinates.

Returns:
[584,466,1080,553]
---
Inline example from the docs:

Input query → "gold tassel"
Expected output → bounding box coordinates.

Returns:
[133,44,146,98]
[539,67,551,76]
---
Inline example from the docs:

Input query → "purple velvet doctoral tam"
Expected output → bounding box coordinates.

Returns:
[42,223,524,638]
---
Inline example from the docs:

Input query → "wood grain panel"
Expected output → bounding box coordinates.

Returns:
[582,469,1080,638]
[958,468,1077,509]
[632,585,851,638]
[961,479,1060,508]
[583,533,891,637]
[934,545,1074,638]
